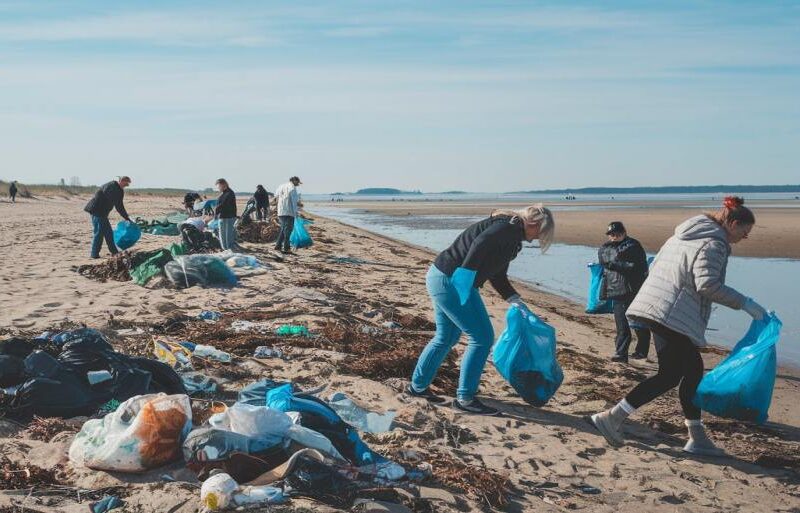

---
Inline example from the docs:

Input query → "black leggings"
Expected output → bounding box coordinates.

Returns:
[625,323,703,420]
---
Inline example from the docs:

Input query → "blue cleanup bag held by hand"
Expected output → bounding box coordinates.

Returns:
[585,263,613,314]
[290,218,313,249]
[493,305,564,406]
[451,267,477,306]
[113,221,141,250]
[693,314,781,424]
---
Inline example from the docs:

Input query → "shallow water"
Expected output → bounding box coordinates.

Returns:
[312,207,800,367]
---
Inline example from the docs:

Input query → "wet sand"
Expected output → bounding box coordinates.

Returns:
[0,195,799,512]
[311,200,800,259]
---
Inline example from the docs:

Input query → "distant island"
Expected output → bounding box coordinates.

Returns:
[355,188,423,195]
[512,185,800,194]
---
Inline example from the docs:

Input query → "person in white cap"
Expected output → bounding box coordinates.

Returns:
[274,176,302,254]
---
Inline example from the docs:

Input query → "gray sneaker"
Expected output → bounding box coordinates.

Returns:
[586,411,625,448]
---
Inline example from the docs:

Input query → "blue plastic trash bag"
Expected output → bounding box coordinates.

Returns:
[585,263,613,314]
[693,314,781,424]
[493,305,564,406]
[207,219,220,231]
[290,218,313,249]
[451,267,477,306]
[113,221,141,250]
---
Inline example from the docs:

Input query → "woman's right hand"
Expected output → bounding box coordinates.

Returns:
[743,298,768,320]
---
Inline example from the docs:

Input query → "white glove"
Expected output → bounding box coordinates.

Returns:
[743,298,767,321]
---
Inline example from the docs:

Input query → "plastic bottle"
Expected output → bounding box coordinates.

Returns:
[193,344,232,363]
[87,370,113,385]
[275,325,309,337]
[200,473,237,510]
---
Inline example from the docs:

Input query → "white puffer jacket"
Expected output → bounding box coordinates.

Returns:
[626,215,747,347]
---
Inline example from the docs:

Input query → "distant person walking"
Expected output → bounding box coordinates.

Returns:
[84,176,132,259]
[274,176,302,254]
[598,221,650,362]
[214,178,238,251]
[589,197,768,456]
[408,206,555,416]
[253,185,272,221]
[8,181,18,203]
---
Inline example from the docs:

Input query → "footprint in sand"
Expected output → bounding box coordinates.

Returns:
[42,302,62,308]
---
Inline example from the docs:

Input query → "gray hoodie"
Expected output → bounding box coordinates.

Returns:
[626,215,747,347]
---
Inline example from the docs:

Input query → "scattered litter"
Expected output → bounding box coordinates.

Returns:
[200,472,285,510]
[181,371,217,395]
[276,325,310,337]
[327,392,396,433]
[198,310,222,322]
[231,319,273,333]
[381,321,401,330]
[572,483,602,495]
[254,346,284,359]
[90,495,125,513]
[193,344,232,363]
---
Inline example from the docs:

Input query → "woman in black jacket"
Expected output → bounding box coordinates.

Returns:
[408,205,555,415]
[215,178,238,250]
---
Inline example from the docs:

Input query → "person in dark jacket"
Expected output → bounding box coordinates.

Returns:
[598,221,651,362]
[183,192,202,214]
[84,177,132,259]
[408,205,555,416]
[214,178,239,251]
[9,181,18,203]
[252,185,272,221]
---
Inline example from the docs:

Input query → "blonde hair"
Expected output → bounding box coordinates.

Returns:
[492,204,555,253]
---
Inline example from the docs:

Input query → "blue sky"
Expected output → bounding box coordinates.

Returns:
[1,1,798,193]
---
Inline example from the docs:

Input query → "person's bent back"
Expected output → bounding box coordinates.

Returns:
[84,177,132,259]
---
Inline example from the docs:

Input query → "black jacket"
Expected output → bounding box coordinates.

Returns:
[9,183,17,195]
[253,187,270,206]
[183,192,201,207]
[434,215,524,300]
[598,236,648,300]
[215,188,237,219]
[84,181,129,220]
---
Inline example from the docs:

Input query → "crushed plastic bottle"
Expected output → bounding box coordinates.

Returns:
[327,392,396,433]
[193,344,232,363]
[200,473,237,510]
[275,325,309,337]
[198,311,222,322]
[233,485,285,506]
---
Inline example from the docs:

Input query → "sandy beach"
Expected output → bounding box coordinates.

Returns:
[0,195,799,513]
[313,200,800,259]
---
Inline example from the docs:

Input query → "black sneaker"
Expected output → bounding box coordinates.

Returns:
[610,355,628,364]
[405,384,447,404]
[630,352,647,360]
[454,398,501,416]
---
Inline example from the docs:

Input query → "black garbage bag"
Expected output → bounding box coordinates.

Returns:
[283,452,359,508]
[0,355,25,387]
[183,427,290,482]
[0,338,36,359]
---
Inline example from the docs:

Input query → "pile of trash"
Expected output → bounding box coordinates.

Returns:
[0,328,185,420]
[134,211,189,236]
[237,220,280,243]
[74,252,144,283]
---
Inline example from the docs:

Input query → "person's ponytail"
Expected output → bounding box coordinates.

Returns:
[707,196,755,226]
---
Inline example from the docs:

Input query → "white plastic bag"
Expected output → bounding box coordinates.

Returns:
[208,403,292,446]
[69,394,192,472]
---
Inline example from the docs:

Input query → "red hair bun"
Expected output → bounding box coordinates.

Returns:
[723,196,744,209]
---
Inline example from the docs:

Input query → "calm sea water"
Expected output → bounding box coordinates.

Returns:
[310,207,800,367]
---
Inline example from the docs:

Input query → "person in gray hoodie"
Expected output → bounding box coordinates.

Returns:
[587,197,768,456]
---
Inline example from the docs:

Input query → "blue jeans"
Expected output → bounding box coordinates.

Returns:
[411,265,495,402]
[217,217,237,250]
[276,215,295,251]
[90,215,117,258]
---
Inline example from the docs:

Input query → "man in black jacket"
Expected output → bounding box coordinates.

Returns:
[598,221,650,363]
[84,177,132,259]
[252,185,272,221]
[9,181,18,203]
[214,178,239,250]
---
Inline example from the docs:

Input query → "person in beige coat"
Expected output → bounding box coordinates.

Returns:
[588,197,768,456]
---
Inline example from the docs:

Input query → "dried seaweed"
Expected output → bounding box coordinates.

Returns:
[238,221,280,243]
[0,459,62,489]
[426,451,511,509]
[24,417,78,442]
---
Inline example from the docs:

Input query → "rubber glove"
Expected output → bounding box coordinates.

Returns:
[507,294,533,318]
[743,298,767,321]
[451,267,477,306]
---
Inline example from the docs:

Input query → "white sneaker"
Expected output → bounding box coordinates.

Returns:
[587,411,625,448]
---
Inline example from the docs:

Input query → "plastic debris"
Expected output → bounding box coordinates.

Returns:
[276,325,310,337]
[254,346,284,359]
[90,495,125,513]
[327,392,396,433]
[198,311,222,322]
[193,344,232,363]
[181,372,217,395]
[201,472,238,510]
[381,321,402,330]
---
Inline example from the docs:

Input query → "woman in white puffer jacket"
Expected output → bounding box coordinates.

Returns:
[588,196,768,456]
